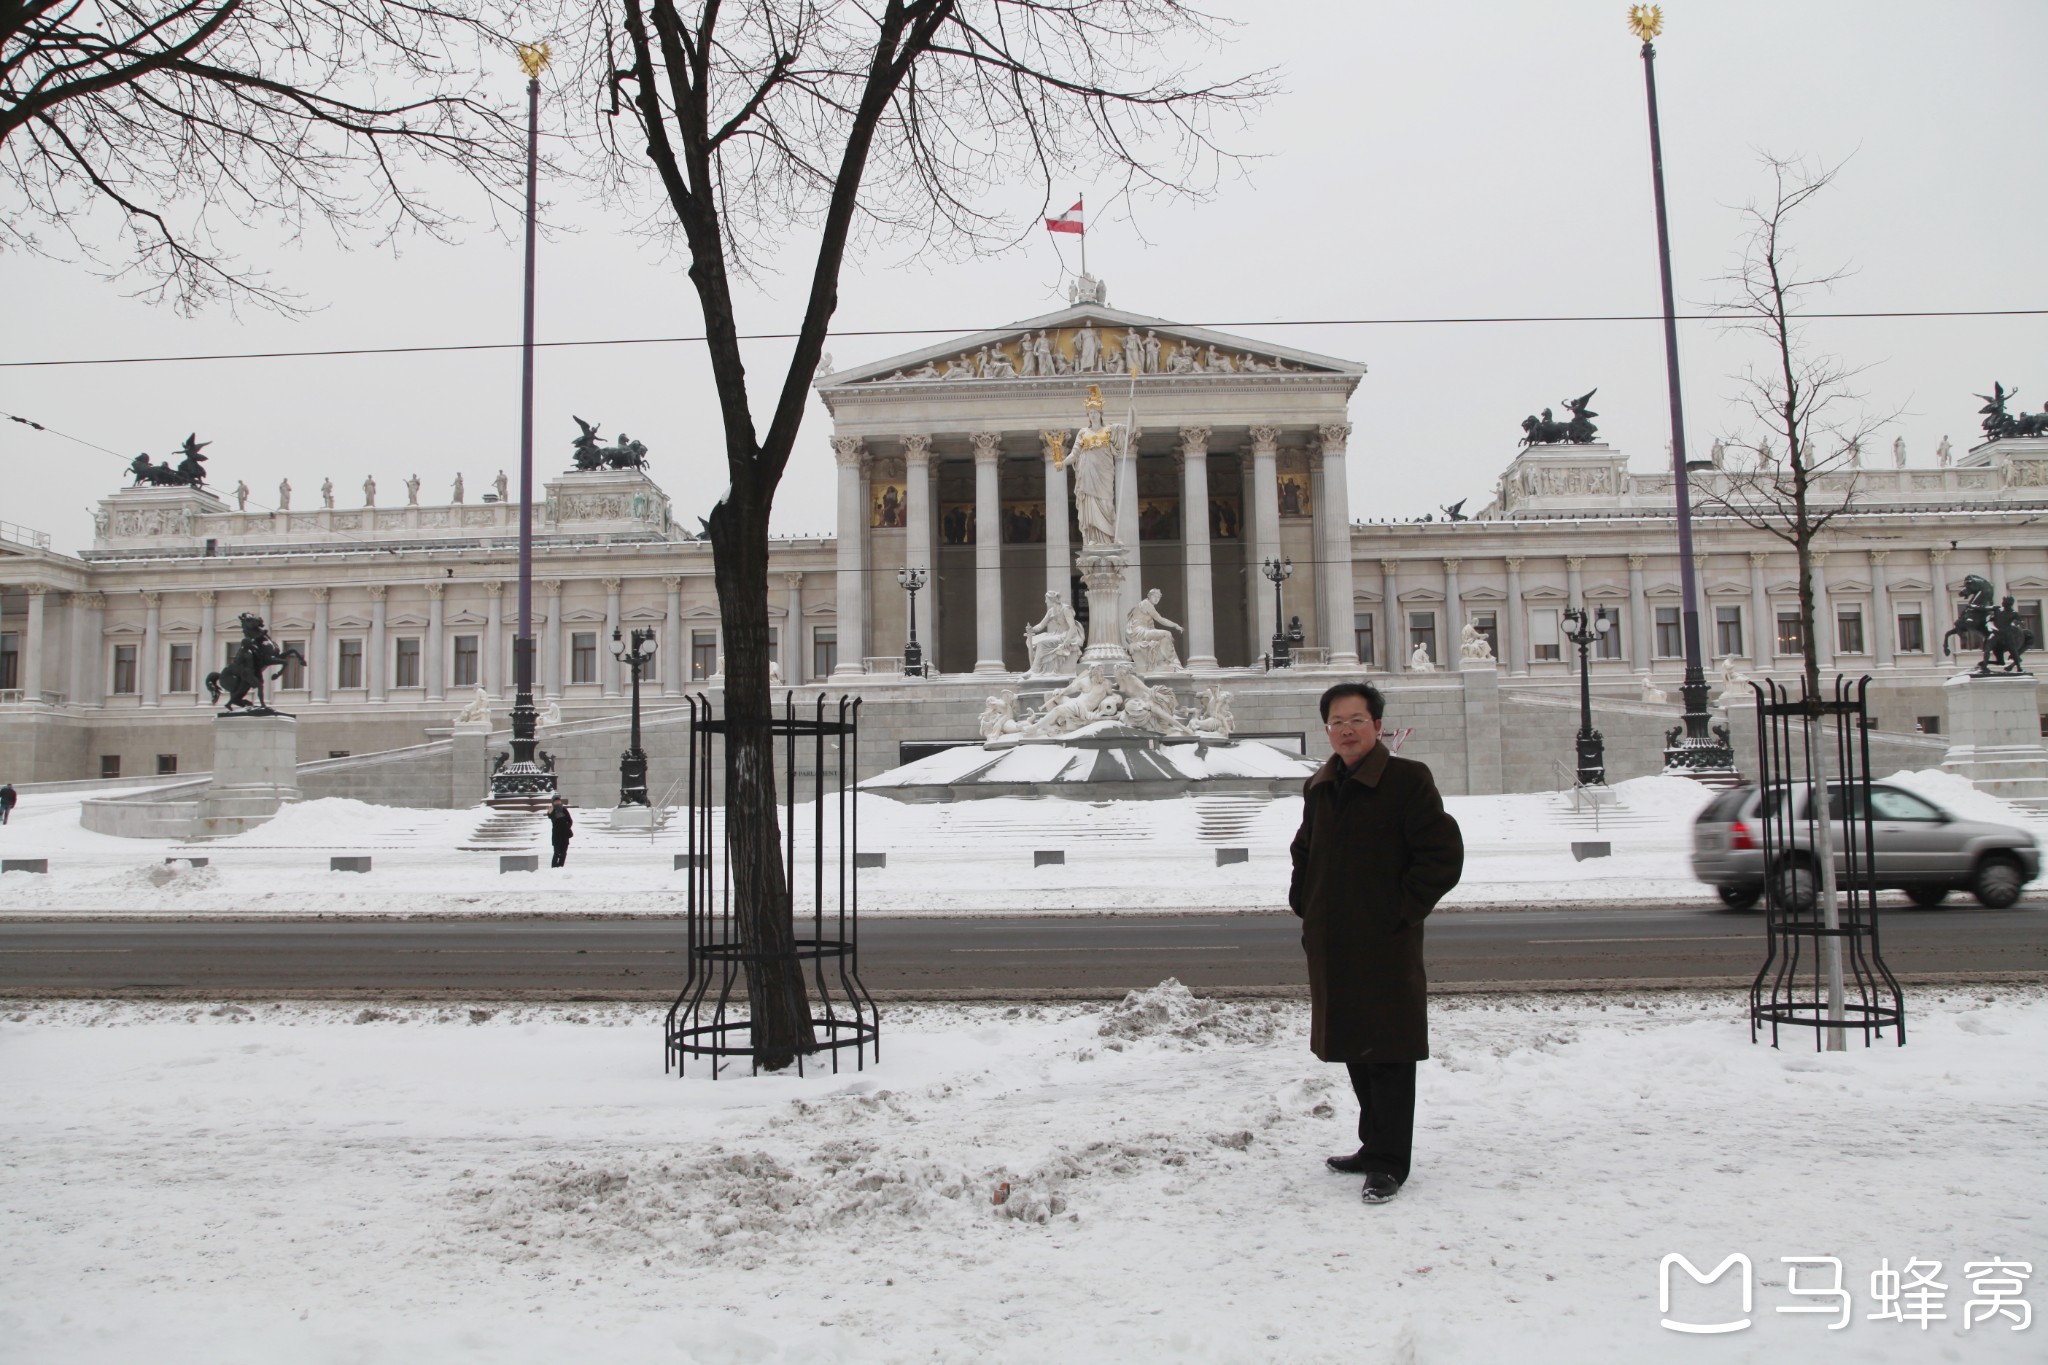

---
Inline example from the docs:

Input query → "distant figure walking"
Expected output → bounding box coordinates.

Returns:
[0,781,16,825]
[548,796,573,867]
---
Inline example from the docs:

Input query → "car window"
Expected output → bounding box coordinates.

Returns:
[1822,785,1867,821]
[1701,788,1751,822]
[1869,787,1943,822]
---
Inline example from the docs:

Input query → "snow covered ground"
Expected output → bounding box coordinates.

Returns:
[2,982,2041,1363]
[0,768,2038,918]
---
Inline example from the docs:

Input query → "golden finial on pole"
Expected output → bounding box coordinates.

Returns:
[516,42,552,79]
[1626,5,1664,42]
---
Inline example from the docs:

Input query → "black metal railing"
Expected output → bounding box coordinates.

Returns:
[1748,676,1906,1048]
[665,693,879,1077]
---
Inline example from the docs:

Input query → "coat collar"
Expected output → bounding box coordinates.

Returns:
[1307,740,1391,791]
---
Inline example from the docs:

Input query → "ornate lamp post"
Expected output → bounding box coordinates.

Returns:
[1563,605,1612,785]
[1264,557,1294,668]
[897,567,926,677]
[489,40,557,805]
[1630,5,1733,777]
[611,626,656,805]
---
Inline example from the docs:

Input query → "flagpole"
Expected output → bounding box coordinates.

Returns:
[1079,196,1087,279]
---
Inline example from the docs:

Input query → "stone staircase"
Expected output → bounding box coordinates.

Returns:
[461,808,544,852]
[1194,794,1275,845]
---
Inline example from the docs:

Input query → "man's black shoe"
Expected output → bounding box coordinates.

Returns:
[1325,1150,1374,1175]
[1360,1172,1402,1205]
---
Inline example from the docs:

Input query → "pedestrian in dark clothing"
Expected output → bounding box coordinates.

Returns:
[1289,681,1463,1205]
[0,782,16,825]
[548,796,573,867]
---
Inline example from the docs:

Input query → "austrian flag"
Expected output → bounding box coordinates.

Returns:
[1044,199,1084,235]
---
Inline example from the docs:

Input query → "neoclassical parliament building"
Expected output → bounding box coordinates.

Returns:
[5,288,2045,800]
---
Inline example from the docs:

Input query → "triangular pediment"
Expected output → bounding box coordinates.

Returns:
[818,302,1363,390]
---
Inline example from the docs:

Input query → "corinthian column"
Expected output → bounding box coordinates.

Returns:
[831,436,866,675]
[972,432,1006,673]
[1870,550,1894,669]
[1318,424,1359,665]
[903,434,936,669]
[426,581,446,701]
[310,587,330,704]
[1042,430,1071,602]
[663,576,684,695]
[194,589,214,706]
[1249,426,1283,651]
[367,583,388,703]
[1117,425,1144,619]
[141,590,162,707]
[1178,426,1217,669]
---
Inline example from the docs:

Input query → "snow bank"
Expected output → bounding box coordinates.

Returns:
[1,987,2040,1362]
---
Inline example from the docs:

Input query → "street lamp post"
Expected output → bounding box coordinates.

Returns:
[611,626,656,805]
[1630,5,1734,777]
[489,40,557,806]
[1264,557,1294,668]
[1563,605,1611,785]
[897,567,926,677]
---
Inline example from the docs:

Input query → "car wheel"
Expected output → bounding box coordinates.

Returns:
[1904,886,1950,908]
[1970,856,2025,910]
[1772,859,1818,914]
[1716,884,1762,910]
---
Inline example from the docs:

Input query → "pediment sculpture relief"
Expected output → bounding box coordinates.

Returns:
[866,324,1315,384]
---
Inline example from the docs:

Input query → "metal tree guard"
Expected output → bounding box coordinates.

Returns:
[1747,676,1906,1049]
[665,693,880,1077]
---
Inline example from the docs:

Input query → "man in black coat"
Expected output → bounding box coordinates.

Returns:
[547,796,573,867]
[1290,681,1464,1205]
[0,782,16,825]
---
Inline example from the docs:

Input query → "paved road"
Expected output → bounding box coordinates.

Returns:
[3,904,2044,999]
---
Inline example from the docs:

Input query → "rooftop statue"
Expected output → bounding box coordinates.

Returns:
[127,432,213,488]
[1519,390,1600,446]
[1976,382,2048,440]
[570,416,652,470]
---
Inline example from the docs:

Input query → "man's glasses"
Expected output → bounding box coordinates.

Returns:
[1324,719,1374,733]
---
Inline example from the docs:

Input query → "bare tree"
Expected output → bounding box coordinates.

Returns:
[564,0,1264,1068]
[1,0,529,312]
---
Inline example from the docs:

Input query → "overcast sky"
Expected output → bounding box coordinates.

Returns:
[7,0,2045,555]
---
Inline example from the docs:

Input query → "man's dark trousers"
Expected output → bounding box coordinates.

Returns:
[1345,1060,1416,1184]
[551,840,569,868]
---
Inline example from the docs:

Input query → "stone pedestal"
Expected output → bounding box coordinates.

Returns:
[1077,545,1135,670]
[610,804,658,830]
[1941,671,2048,810]
[1460,662,1502,797]
[450,723,491,807]
[193,713,301,838]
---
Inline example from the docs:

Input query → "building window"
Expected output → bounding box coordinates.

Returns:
[394,637,421,689]
[1653,606,1682,658]
[280,640,307,689]
[2020,600,2043,650]
[1407,611,1437,666]
[156,754,178,775]
[1353,612,1375,667]
[1592,608,1623,660]
[1529,608,1561,662]
[1896,609,1925,654]
[570,632,597,684]
[1776,612,1805,656]
[112,644,138,695]
[453,634,480,688]
[813,628,838,679]
[337,639,364,689]
[1715,605,1744,659]
[1836,607,1865,655]
[100,755,121,779]
[1468,611,1500,662]
[167,642,194,694]
[0,632,17,691]
[692,630,719,680]
[1916,715,1941,735]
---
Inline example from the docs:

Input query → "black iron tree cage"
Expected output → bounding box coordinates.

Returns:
[666,693,879,1077]
[1747,676,1905,1049]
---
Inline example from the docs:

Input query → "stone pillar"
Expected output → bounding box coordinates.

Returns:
[194,713,302,838]
[1749,551,1773,669]
[310,587,330,704]
[1506,557,1527,676]
[783,573,804,686]
[1870,550,1894,669]
[1943,673,2048,810]
[1566,555,1584,613]
[195,589,215,706]
[1462,661,1502,795]
[141,590,162,707]
[367,584,388,703]
[663,576,684,695]
[71,592,105,708]
[1929,549,1950,654]
[831,436,866,675]
[1116,427,1144,619]
[602,577,622,696]
[1249,426,1283,652]
[542,579,563,699]
[22,584,47,704]
[1381,559,1402,674]
[971,432,1006,674]
[1179,426,1217,668]
[1318,424,1359,665]
[426,582,446,701]
[1629,554,1650,673]
[903,434,936,669]
[1992,546,2009,601]
[1042,430,1071,603]
[1811,551,1833,670]
[1241,451,1259,656]
[1694,553,1711,637]
[484,580,506,699]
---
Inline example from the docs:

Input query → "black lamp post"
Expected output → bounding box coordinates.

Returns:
[489,40,557,805]
[1264,557,1294,667]
[1631,6,1734,777]
[1563,605,1611,785]
[897,566,926,677]
[611,626,656,805]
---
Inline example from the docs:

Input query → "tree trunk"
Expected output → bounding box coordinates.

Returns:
[1792,456,1847,1049]
[710,488,816,1070]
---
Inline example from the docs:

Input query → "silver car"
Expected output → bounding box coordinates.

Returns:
[1691,782,2039,911]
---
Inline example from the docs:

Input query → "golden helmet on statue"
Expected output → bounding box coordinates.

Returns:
[1084,384,1105,411]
